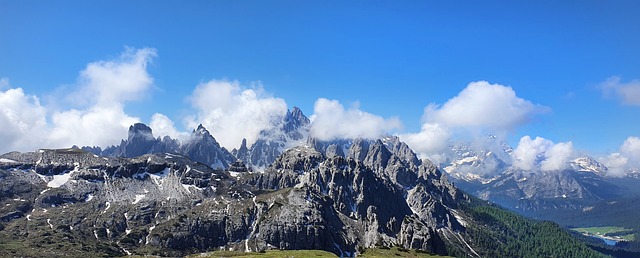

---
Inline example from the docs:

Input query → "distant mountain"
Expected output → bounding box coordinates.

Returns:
[570,156,609,174]
[0,140,605,257]
[436,136,513,186]
[440,137,640,247]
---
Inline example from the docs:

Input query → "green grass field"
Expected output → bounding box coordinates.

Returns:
[359,247,452,257]
[186,249,338,258]
[185,247,451,258]
[572,226,636,241]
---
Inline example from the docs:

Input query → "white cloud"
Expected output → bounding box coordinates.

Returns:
[603,136,640,176]
[603,153,629,177]
[424,81,548,132]
[187,80,288,149]
[540,141,574,172]
[71,47,157,107]
[512,136,575,172]
[309,98,402,141]
[0,48,157,153]
[150,113,189,142]
[620,136,640,160]
[402,81,547,164]
[601,76,640,106]
[47,47,156,148]
[48,105,140,148]
[0,88,48,153]
[398,123,450,163]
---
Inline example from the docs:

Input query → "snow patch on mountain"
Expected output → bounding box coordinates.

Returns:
[47,163,79,188]
[570,156,608,173]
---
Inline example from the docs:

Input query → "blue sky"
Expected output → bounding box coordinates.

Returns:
[1,0,639,156]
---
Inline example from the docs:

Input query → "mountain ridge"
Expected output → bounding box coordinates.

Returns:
[0,137,606,257]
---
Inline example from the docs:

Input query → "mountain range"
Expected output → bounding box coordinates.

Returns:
[441,137,640,216]
[0,107,624,257]
[440,136,640,255]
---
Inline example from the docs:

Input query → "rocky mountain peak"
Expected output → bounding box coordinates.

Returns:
[194,124,211,136]
[181,125,234,169]
[234,138,249,161]
[239,138,248,152]
[114,123,158,157]
[187,124,223,148]
[381,136,421,167]
[287,106,309,125]
[128,123,153,138]
[283,106,310,140]
[570,156,608,174]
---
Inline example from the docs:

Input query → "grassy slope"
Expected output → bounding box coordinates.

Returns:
[359,247,452,258]
[185,247,451,258]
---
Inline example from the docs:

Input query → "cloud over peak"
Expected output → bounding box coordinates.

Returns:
[309,98,402,141]
[187,79,288,149]
[398,122,450,163]
[401,81,549,163]
[512,136,575,172]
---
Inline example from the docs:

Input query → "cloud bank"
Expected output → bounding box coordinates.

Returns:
[187,80,288,149]
[401,81,549,163]
[0,47,157,153]
[309,98,402,141]
[2,47,633,180]
[48,48,157,148]
[601,76,640,106]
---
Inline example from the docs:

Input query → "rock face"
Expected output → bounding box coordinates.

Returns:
[240,139,465,254]
[0,138,483,257]
[112,123,180,158]
[180,124,236,169]
[82,123,236,170]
